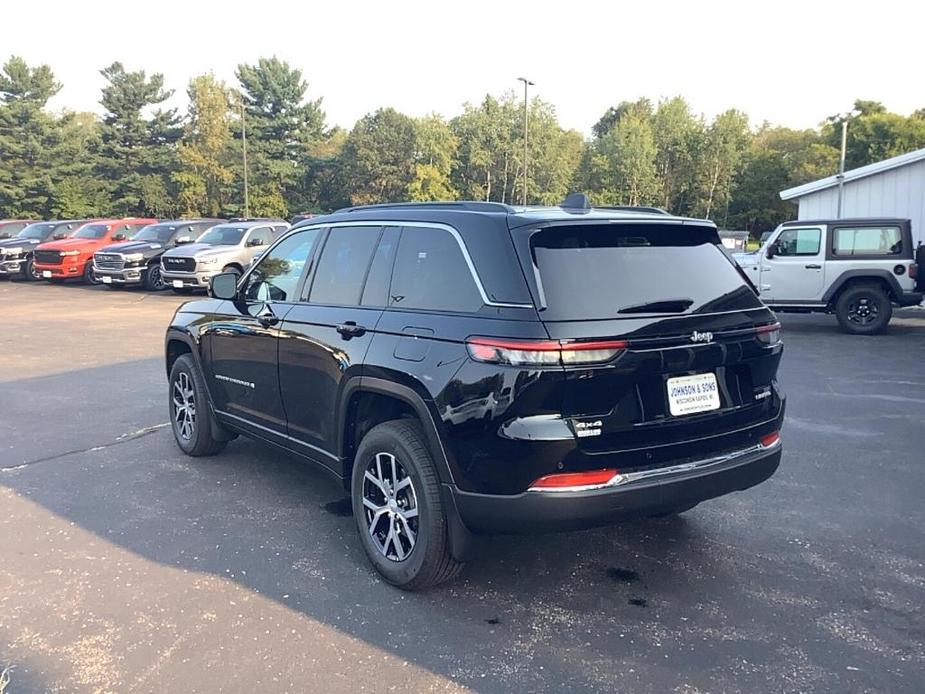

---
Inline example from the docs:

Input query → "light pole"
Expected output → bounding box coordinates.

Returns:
[517,77,534,206]
[240,94,250,219]
[835,109,858,219]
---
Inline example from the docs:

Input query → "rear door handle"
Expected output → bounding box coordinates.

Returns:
[337,321,367,339]
[804,264,822,270]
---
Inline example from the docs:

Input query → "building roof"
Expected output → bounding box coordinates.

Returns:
[780,146,925,201]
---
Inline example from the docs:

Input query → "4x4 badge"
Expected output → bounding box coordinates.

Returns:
[690,331,713,343]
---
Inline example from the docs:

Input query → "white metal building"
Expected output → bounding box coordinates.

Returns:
[780,147,925,246]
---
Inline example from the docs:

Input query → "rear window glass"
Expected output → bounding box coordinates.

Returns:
[530,224,761,320]
[833,226,902,256]
[389,226,483,313]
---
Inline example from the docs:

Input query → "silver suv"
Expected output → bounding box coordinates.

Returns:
[736,217,921,334]
[160,220,289,294]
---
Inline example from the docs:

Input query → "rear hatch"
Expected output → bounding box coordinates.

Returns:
[512,220,782,466]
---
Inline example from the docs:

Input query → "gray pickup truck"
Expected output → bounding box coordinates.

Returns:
[736,217,922,334]
[160,220,289,294]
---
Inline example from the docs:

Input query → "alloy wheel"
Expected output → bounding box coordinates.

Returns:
[847,296,879,325]
[361,451,419,562]
[172,371,196,441]
[150,265,165,290]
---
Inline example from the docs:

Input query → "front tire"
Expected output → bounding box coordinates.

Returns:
[24,258,40,281]
[835,284,892,335]
[168,354,228,456]
[83,261,101,285]
[351,420,463,590]
[143,264,166,291]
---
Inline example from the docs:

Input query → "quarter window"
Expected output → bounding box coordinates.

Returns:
[833,226,902,256]
[243,228,321,302]
[774,228,821,256]
[308,226,382,305]
[389,226,483,313]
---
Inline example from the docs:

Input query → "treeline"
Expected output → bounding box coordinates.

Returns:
[2,55,925,232]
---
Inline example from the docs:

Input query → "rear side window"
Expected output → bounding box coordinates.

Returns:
[833,226,902,256]
[530,224,762,320]
[389,226,484,313]
[775,228,821,256]
[309,226,381,305]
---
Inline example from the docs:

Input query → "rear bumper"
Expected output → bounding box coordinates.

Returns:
[449,441,782,534]
[897,291,923,307]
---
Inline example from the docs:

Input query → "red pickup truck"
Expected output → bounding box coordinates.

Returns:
[33,218,156,284]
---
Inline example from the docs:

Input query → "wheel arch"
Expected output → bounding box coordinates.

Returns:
[823,269,903,305]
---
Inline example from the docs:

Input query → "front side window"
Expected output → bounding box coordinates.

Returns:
[389,226,483,313]
[17,223,55,240]
[243,228,321,303]
[833,226,902,256]
[134,224,178,243]
[308,226,382,305]
[774,228,821,256]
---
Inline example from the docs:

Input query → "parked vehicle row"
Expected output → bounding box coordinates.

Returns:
[0,217,291,294]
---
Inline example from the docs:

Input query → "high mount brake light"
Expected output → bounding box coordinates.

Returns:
[466,337,628,366]
[756,322,781,345]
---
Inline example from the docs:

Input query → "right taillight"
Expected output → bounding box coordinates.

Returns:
[756,322,781,345]
[466,337,627,366]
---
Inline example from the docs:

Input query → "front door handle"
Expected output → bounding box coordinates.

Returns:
[804,264,822,270]
[256,305,279,327]
[337,321,367,339]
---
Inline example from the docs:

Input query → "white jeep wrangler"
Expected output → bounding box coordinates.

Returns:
[736,217,922,334]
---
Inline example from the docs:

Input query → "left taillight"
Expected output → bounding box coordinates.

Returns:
[466,337,628,366]
[756,322,781,345]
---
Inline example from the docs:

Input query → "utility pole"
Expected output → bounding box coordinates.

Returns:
[517,77,534,206]
[240,96,249,219]
[836,119,848,219]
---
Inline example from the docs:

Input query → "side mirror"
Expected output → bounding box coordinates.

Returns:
[175,236,193,245]
[766,242,778,259]
[53,233,66,240]
[113,233,127,242]
[210,272,239,300]
[246,238,264,247]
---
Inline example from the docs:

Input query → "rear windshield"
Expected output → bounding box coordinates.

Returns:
[198,225,245,246]
[529,224,761,320]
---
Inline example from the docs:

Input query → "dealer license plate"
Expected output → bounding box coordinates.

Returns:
[666,373,720,416]
[101,275,112,284]
[172,280,184,289]
[42,270,52,278]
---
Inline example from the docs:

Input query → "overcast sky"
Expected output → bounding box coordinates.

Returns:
[6,0,922,134]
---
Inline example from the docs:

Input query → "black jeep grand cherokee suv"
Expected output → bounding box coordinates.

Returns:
[164,199,785,589]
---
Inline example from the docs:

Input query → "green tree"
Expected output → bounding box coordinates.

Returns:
[340,107,417,205]
[174,74,235,217]
[235,57,326,215]
[407,114,458,201]
[588,109,659,206]
[652,97,704,214]
[0,56,63,216]
[824,99,925,169]
[692,109,751,221]
[49,111,109,217]
[97,61,181,216]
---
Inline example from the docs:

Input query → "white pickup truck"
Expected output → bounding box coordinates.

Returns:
[735,217,922,334]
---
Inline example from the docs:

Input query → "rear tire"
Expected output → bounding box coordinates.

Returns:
[351,420,463,590]
[835,284,892,335]
[168,354,228,457]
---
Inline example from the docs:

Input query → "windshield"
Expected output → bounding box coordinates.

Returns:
[17,223,56,240]
[134,224,181,243]
[74,223,112,240]
[529,224,762,320]
[197,225,246,246]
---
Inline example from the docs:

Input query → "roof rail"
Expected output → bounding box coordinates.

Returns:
[335,201,517,214]
[596,205,671,215]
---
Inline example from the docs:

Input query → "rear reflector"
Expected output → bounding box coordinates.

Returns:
[467,337,628,366]
[530,468,619,489]
[759,431,780,447]
[756,322,781,345]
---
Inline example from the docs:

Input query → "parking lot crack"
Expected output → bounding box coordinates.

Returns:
[1,423,169,471]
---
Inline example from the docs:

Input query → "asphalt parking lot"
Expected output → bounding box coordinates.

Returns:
[1,281,923,693]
